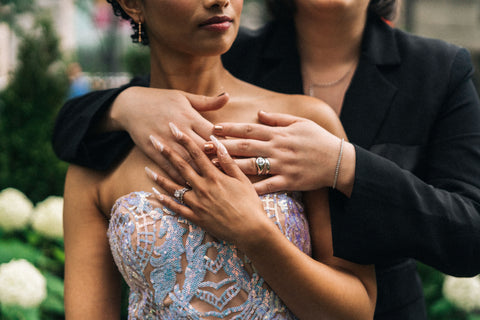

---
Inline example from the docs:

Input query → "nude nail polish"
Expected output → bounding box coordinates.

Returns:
[152,187,164,201]
[169,122,183,139]
[145,166,158,181]
[213,125,223,133]
[210,135,228,157]
[204,142,215,153]
[149,135,164,152]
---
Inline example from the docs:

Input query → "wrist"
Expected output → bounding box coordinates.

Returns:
[333,141,355,197]
[106,87,140,132]
[235,214,281,255]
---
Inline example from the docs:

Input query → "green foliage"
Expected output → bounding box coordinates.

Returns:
[123,45,150,77]
[0,230,65,319]
[417,262,471,320]
[0,15,69,203]
[0,0,36,35]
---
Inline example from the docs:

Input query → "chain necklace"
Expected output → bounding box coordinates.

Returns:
[307,63,355,96]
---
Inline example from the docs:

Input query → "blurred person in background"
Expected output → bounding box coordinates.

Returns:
[66,62,90,99]
[54,0,480,319]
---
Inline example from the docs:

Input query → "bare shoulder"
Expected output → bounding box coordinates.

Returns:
[264,92,345,137]
[64,165,105,214]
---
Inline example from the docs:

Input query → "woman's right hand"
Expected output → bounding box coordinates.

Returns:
[145,123,274,248]
[105,87,229,183]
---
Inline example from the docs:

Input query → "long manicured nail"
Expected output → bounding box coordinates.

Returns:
[169,122,183,139]
[213,125,223,134]
[149,135,164,152]
[145,166,158,181]
[204,142,215,153]
[210,135,228,157]
[152,187,164,201]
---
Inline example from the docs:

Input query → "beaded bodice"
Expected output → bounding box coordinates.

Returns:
[107,191,311,319]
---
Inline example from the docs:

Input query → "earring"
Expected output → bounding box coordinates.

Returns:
[138,21,142,43]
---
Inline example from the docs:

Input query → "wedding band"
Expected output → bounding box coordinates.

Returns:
[173,186,191,204]
[255,157,271,175]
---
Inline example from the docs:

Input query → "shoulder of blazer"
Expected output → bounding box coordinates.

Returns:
[364,12,470,78]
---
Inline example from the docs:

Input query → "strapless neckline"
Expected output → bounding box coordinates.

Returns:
[108,191,310,319]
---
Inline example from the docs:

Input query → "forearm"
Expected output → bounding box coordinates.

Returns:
[238,222,375,320]
[331,145,480,276]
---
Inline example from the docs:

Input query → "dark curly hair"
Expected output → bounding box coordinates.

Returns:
[107,0,149,45]
[266,0,400,22]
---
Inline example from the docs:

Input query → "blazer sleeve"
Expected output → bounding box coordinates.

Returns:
[52,76,149,170]
[330,48,480,277]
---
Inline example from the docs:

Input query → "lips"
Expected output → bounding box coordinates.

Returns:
[199,16,233,27]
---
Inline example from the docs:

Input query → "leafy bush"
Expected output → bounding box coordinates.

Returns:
[0,188,64,320]
[0,15,69,203]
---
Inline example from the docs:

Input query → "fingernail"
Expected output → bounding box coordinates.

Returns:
[145,166,158,181]
[217,92,225,97]
[259,110,266,115]
[213,125,223,133]
[204,142,215,153]
[149,135,164,152]
[210,135,228,157]
[211,158,220,167]
[169,122,183,139]
[152,187,164,201]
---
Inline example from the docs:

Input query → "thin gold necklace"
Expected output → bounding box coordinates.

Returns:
[307,63,355,96]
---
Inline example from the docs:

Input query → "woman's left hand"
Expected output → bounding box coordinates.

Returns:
[145,123,272,247]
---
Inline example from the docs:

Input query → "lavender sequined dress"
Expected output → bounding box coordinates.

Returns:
[107,191,311,319]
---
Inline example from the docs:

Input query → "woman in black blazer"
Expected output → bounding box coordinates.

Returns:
[53,0,480,318]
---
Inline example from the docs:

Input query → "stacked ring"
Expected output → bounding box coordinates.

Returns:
[173,186,191,204]
[255,157,271,175]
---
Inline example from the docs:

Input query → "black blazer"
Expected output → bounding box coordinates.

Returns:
[52,13,480,319]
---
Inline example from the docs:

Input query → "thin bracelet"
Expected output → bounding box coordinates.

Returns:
[332,138,345,189]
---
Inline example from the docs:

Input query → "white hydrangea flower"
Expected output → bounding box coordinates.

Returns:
[443,275,480,312]
[0,259,47,308]
[0,188,34,231]
[31,196,64,239]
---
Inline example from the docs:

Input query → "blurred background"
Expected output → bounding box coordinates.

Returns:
[0,0,479,319]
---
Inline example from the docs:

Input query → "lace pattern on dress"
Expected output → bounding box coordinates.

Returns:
[108,191,311,319]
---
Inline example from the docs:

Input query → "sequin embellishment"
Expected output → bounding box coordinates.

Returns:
[108,191,311,319]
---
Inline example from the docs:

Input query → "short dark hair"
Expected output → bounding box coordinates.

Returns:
[266,0,400,22]
[107,0,149,45]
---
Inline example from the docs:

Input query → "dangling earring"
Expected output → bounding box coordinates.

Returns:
[138,21,142,43]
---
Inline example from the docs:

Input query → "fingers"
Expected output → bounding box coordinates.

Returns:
[168,123,220,178]
[145,167,198,222]
[210,136,248,181]
[213,122,273,140]
[143,140,185,184]
[252,175,290,195]
[149,133,203,187]
[232,157,277,176]
[257,110,300,127]
[151,187,199,223]
[184,92,229,112]
[218,139,270,158]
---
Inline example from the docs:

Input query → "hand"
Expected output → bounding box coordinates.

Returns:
[107,87,229,183]
[211,111,355,196]
[145,123,272,247]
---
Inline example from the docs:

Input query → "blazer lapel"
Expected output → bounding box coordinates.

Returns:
[341,14,401,148]
[341,57,398,148]
[254,15,401,150]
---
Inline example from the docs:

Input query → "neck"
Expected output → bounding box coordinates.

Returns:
[294,7,367,70]
[148,50,229,96]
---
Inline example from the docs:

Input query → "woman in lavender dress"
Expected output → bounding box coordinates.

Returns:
[62,0,376,319]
